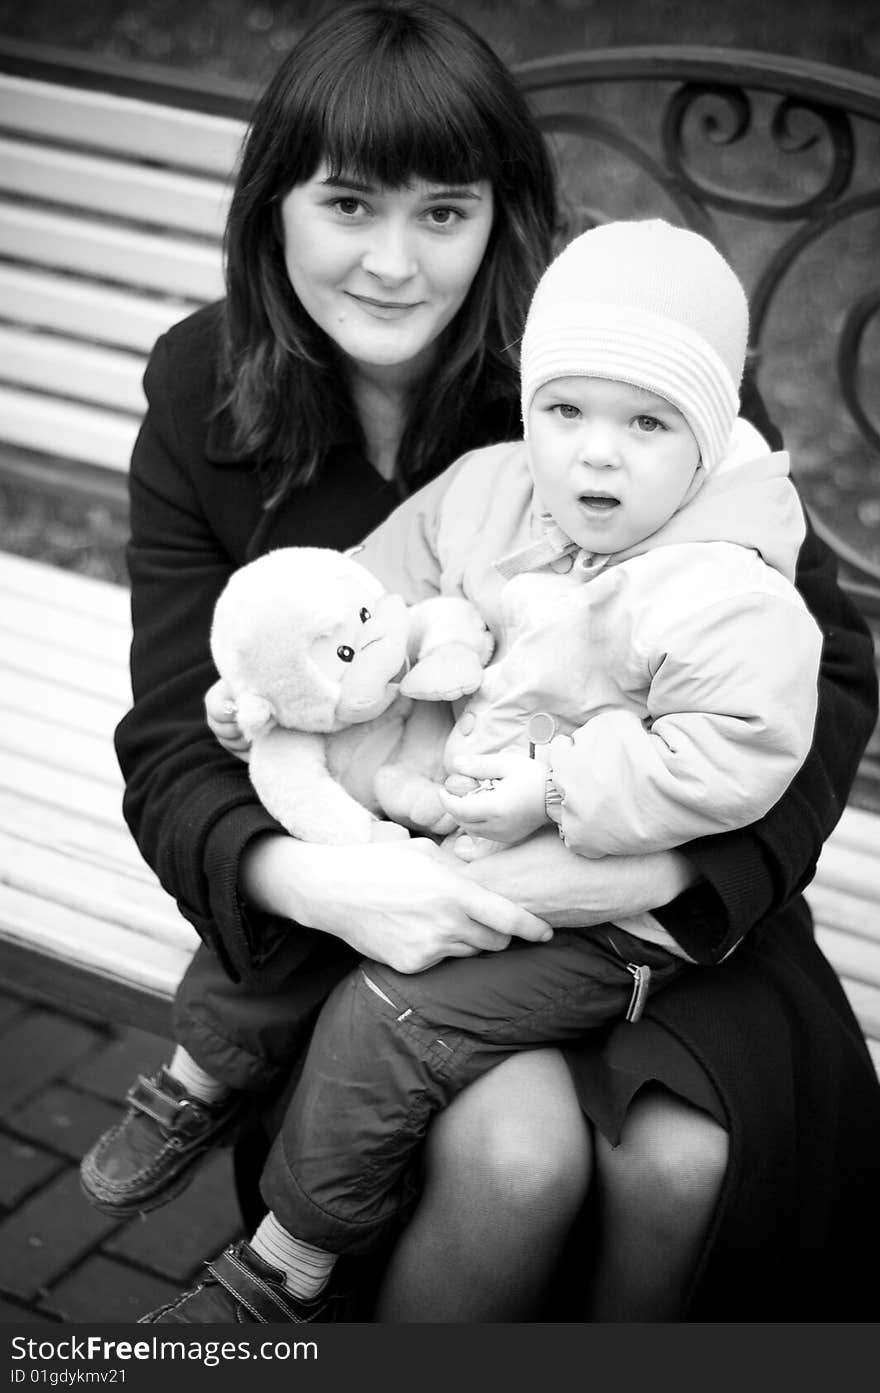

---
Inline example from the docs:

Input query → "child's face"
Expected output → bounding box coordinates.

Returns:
[527,377,701,554]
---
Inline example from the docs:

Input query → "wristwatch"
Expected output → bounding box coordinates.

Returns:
[544,772,564,830]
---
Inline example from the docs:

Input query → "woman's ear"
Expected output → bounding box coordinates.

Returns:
[235,691,276,741]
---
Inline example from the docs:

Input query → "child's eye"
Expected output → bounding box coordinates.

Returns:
[359,607,371,623]
[553,403,580,420]
[634,415,664,432]
[337,645,355,663]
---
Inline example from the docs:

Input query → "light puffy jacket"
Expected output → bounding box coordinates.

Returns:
[357,420,823,861]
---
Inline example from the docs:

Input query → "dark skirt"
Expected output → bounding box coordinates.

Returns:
[563,893,880,1319]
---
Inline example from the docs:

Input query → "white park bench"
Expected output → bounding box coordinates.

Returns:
[0,40,878,1071]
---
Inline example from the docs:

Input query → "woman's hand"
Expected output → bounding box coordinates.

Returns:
[458,826,699,928]
[204,677,251,761]
[240,833,553,974]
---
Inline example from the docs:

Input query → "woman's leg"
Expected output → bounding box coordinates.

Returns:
[585,1084,729,1321]
[374,1048,591,1322]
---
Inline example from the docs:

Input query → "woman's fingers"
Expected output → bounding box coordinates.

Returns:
[458,882,552,944]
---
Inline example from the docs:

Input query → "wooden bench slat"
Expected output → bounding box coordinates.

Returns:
[2,586,129,653]
[3,709,123,786]
[0,201,224,300]
[0,325,147,415]
[0,549,131,620]
[839,980,880,1042]
[0,790,152,881]
[0,74,244,176]
[0,135,231,239]
[815,926,880,992]
[2,616,131,697]
[0,385,138,471]
[3,671,125,740]
[0,828,185,941]
[0,883,195,997]
[808,883,880,944]
[819,806,880,858]
[0,263,192,354]
[1,751,126,826]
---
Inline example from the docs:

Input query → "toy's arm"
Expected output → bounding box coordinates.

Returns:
[401,596,494,701]
[248,726,386,845]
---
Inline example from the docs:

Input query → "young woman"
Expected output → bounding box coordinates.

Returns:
[88,0,880,1321]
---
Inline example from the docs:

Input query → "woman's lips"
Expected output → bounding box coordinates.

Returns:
[346,293,421,318]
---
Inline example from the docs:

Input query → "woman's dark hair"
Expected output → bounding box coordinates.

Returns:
[221,0,557,500]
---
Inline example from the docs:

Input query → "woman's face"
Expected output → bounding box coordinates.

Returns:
[280,164,494,378]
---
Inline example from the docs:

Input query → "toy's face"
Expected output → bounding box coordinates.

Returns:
[310,585,410,726]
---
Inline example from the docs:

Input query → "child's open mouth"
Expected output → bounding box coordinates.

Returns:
[579,494,619,511]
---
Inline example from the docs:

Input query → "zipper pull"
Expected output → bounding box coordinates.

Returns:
[624,963,652,1023]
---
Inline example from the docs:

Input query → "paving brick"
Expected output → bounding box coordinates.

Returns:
[0,1012,106,1112]
[9,1085,123,1161]
[0,1166,121,1300]
[68,1028,171,1103]
[0,1293,59,1323]
[0,1131,64,1209]
[45,1254,182,1324]
[105,1150,242,1281]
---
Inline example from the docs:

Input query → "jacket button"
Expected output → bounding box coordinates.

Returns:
[458,711,476,735]
[550,554,574,573]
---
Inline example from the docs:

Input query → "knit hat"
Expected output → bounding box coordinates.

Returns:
[520,219,749,474]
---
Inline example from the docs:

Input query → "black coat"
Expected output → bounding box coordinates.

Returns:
[117,303,880,1319]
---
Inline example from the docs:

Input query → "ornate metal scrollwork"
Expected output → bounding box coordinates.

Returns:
[662,82,855,221]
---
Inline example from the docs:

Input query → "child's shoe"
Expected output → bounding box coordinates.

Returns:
[79,1068,247,1216]
[139,1241,348,1323]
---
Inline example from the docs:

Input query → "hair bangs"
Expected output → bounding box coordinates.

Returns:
[310,43,496,190]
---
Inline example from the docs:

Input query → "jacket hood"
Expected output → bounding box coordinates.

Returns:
[611,420,805,583]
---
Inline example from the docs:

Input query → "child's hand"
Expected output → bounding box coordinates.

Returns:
[205,678,251,761]
[439,751,547,844]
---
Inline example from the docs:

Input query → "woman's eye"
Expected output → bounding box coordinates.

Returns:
[332,197,364,218]
[426,206,462,228]
[359,607,371,623]
[337,645,355,663]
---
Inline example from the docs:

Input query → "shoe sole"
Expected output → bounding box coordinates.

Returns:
[79,1162,195,1218]
[79,1111,248,1218]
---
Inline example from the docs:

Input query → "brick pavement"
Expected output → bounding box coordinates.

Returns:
[0,988,243,1324]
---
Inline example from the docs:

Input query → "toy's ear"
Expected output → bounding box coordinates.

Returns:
[236,692,276,742]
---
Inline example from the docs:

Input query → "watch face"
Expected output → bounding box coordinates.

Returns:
[528,711,557,747]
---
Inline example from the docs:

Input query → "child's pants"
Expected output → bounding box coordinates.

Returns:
[256,926,685,1256]
[173,932,358,1094]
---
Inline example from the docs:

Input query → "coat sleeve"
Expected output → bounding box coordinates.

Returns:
[115,333,287,982]
[551,590,823,857]
[653,513,878,963]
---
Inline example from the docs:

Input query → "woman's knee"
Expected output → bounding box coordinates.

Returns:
[597,1087,729,1222]
[425,1050,592,1214]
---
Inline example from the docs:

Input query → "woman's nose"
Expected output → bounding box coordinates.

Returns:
[361,222,418,283]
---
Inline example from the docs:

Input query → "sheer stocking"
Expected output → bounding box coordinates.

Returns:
[585,1084,729,1321]
[374,1048,591,1322]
